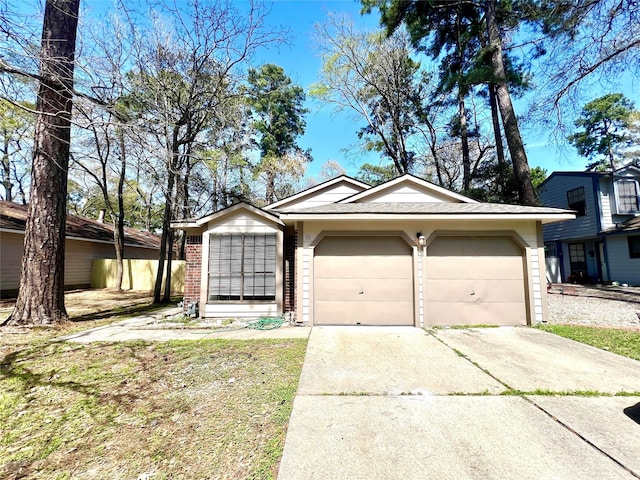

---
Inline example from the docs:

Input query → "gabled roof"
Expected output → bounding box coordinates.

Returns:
[278,202,575,224]
[538,170,607,189]
[613,163,640,177]
[540,164,640,189]
[171,202,284,228]
[264,175,370,211]
[0,201,161,249]
[338,173,478,204]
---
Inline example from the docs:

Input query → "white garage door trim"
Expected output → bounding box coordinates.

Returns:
[425,231,531,327]
[310,231,416,326]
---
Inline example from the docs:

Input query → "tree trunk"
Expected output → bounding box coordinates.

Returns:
[154,167,175,303]
[265,169,276,204]
[2,136,12,202]
[114,127,127,291]
[458,90,471,192]
[3,0,80,326]
[485,0,536,206]
[163,229,174,302]
[489,83,507,196]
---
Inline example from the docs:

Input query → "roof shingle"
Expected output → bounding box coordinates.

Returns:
[0,201,161,249]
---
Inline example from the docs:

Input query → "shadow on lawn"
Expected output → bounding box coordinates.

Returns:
[69,300,178,323]
[0,342,146,404]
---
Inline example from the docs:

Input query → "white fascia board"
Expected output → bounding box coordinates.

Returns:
[278,213,576,223]
[172,203,284,228]
[264,176,370,211]
[338,174,479,204]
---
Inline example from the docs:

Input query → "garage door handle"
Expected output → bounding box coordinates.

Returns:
[358,290,364,294]
[470,290,475,296]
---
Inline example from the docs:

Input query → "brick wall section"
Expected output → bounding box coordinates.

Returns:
[184,235,203,312]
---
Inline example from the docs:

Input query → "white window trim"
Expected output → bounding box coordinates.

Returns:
[613,178,640,215]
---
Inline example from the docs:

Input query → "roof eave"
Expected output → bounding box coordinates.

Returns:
[263,175,370,211]
[171,203,285,229]
[278,213,576,223]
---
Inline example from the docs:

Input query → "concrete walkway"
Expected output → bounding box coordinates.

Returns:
[57,307,311,342]
[278,326,640,480]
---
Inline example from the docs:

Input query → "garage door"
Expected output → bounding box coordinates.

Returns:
[314,236,414,325]
[426,236,527,326]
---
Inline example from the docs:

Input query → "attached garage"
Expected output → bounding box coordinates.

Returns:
[174,174,574,324]
[313,236,414,325]
[426,235,527,326]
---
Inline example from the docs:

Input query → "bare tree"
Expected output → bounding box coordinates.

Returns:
[3,0,80,326]
[70,11,136,292]
[123,0,285,303]
[312,15,427,175]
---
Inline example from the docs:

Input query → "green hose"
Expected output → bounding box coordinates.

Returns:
[246,317,285,330]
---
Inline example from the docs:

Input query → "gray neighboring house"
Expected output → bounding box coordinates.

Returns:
[539,163,640,285]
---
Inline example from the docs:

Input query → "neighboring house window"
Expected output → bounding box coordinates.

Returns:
[208,233,276,302]
[615,180,640,214]
[568,243,588,280]
[629,236,640,259]
[544,243,557,257]
[567,187,586,217]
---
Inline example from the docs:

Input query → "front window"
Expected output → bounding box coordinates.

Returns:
[208,233,276,302]
[567,187,586,217]
[615,180,640,214]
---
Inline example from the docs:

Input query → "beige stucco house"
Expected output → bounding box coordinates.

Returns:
[172,174,574,326]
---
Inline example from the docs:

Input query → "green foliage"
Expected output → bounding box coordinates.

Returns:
[246,64,308,159]
[567,93,636,171]
[356,162,396,185]
[246,64,310,202]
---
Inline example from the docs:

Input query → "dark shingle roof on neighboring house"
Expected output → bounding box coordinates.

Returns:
[600,216,640,234]
[0,201,161,249]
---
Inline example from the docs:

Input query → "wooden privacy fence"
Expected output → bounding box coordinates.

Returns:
[91,259,185,293]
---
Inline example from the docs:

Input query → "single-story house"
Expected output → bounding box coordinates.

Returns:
[172,174,574,326]
[0,201,161,297]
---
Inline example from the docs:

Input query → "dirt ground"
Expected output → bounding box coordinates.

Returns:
[0,289,159,323]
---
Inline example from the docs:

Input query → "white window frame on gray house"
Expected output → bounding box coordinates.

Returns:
[614,179,640,214]
[208,233,277,302]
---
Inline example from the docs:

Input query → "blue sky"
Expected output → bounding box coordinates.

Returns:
[20,0,637,179]
[249,0,639,179]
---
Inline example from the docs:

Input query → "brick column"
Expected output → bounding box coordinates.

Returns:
[184,235,202,313]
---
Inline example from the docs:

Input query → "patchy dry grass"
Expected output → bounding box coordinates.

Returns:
[536,324,640,361]
[1,333,306,479]
[0,289,160,324]
[0,293,307,480]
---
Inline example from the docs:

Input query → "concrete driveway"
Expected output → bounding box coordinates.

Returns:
[278,326,640,480]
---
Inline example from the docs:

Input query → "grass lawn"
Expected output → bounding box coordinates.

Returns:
[1,311,307,479]
[536,324,640,362]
